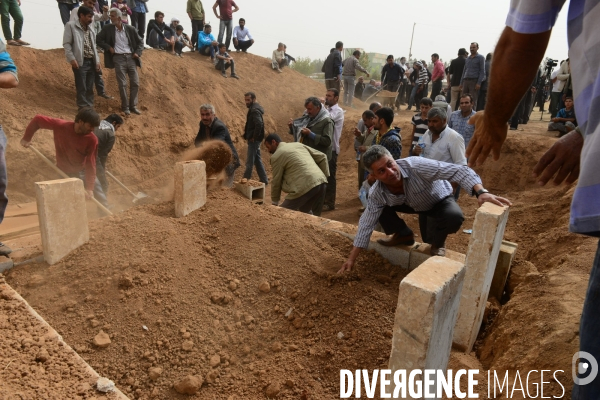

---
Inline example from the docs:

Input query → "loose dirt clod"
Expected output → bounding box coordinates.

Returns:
[265,382,281,398]
[258,280,271,293]
[148,367,163,381]
[93,331,111,348]
[174,375,203,395]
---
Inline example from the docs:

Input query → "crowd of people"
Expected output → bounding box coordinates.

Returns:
[2,2,600,398]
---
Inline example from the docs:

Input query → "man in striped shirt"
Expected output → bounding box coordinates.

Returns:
[414,61,429,108]
[338,145,511,273]
[467,1,600,397]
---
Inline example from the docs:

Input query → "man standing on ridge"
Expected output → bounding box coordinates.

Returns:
[459,42,486,109]
[342,50,369,107]
[212,0,238,51]
[322,41,343,91]
[97,7,144,116]
[187,0,204,51]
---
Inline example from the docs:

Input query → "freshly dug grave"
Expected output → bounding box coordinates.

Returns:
[0,275,125,400]
[5,190,407,399]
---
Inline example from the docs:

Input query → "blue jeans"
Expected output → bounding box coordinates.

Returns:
[243,140,268,183]
[573,240,600,399]
[198,44,216,58]
[217,19,233,49]
[58,2,78,25]
[407,85,418,109]
[73,58,95,109]
[0,126,8,224]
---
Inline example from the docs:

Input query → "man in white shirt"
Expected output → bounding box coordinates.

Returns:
[323,88,344,211]
[413,107,466,165]
[232,17,253,53]
[549,59,569,118]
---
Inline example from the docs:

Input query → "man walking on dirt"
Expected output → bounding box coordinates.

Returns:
[20,109,108,207]
[97,7,144,115]
[242,92,268,184]
[464,3,600,397]
[194,104,240,187]
[338,145,511,273]
[264,134,329,216]
[63,6,101,109]
[0,38,18,256]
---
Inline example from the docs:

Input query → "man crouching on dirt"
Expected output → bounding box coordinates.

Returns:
[338,145,511,273]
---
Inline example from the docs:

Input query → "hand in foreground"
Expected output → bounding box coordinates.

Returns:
[70,59,79,69]
[288,118,293,128]
[466,110,507,167]
[532,130,583,186]
[85,190,94,200]
[412,145,422,155]
[338,259,354,274]
[300,127,311,136]
[353,127,362,138]
[20,139,31,148]
[478,192,512,207]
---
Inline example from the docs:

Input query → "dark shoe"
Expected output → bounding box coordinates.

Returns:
[377,233,415,247]
[235,49,240,53]
[221,72,228,78]
[0,242,12,256]
[322,204,335,212]
[242,49,247,53]
[123,109,131,115]
[430,246,446,257]
[98,93,113,99]
[509,127,517,131]
[230,74,240,79]
[131,108,142,115]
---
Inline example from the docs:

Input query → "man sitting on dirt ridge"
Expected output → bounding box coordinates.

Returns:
[20,109,108,207]
[338,145,512,273]
[215,43,239,79]
[194,104,240,187]
[264,134,329,216]
[547,96,577,137]
[197,24,218,63]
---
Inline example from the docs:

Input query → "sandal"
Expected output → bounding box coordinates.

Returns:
[16,39,30,46]
[7,40,21,46]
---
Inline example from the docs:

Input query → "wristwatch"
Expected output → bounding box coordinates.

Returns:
[475,188,489,198]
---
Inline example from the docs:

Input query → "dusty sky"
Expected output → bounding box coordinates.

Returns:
[16,0,569,64]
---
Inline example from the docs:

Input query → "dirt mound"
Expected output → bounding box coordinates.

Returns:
[5,190,406,399]
[180,140,232,176]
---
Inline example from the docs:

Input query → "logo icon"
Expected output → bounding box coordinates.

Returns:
[572,351,598,386]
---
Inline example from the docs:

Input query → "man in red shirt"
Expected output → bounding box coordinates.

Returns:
[20,109,106,205]
[212,0,239,51]
[430,53,445,100]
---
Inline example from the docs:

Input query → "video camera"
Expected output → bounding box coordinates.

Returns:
[545,58,558,76]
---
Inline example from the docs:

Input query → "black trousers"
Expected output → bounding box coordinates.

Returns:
[430,80,443,100]
[379,196,464,248]
[324,152,338,207]
[190,19,204,49]
[281,183,326,215]
[130,11,146,39]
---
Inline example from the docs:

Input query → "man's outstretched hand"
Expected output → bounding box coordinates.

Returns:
[338,259,354,274]
[466,111,508,167]
[533,130,583,186]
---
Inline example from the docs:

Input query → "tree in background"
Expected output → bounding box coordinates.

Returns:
[359,51,369,72]
[291,57,313,76]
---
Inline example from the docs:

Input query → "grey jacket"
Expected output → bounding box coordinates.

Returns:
[342,56,368,77]
[63,20,100,66]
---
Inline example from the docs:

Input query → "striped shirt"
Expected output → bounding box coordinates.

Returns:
[448,109,477,148]
[417,67,429,85]
[353,157,482,248]
[506,0,600,236]
[411,114,428,145]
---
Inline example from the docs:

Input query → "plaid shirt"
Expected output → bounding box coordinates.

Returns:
[354,157,482,248]
[83,27,94,59]
[448,109,476,149]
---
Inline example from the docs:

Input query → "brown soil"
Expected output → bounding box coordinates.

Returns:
[180,140,232,177]
[0,275,125,400]
[0,46,596,399]
[5,190,406,399]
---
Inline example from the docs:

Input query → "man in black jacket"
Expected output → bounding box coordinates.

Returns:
[145,11,175,52]
[97,8,144,115]
[93,113,123,193]
[242,92,268,184]
[322,41,343,91]
[194,104,240,187]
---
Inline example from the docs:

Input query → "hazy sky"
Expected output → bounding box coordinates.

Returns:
[15,0,570,64]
